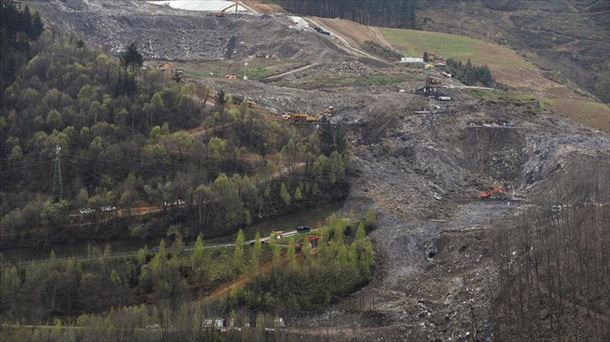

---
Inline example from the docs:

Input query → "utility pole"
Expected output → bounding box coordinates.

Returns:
[52,145,64,202]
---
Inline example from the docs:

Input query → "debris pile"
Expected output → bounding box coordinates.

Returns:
[330,61,373,77]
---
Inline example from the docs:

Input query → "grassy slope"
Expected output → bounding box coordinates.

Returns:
[380,28,609,132]
[381,28,532,70]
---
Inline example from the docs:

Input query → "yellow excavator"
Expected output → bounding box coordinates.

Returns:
[283,106,334,122]
[216,1,242,17]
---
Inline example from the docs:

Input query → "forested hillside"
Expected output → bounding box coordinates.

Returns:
[0,2,349,249]
[275,0,416,28]
[0,0,44,89]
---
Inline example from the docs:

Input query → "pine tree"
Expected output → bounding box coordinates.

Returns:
[301,236,312,264]
[192,234,209,283]
[120,43,144,72]
[287,237,297,270]
[280,182,291,206]
[251,231,262,273]
[137,245,148,265]
[356,222,366,241]
[216,88,227,107]
[31,12,44,39]
[271,240,281,271]
[232,229,245,272]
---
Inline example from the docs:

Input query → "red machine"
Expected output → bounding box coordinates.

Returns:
[479,186,507,200]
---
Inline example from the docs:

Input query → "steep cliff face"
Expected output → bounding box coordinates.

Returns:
[415,0,609,103]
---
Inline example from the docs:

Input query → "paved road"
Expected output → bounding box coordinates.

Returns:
[1,228,311,267]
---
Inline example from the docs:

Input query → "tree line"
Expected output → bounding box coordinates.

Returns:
[445,58,495,87]
[491,176,609,341]
[233,213,376,313]
[0,0,44,90]
[0,212,377,340]
[276,0,416,28]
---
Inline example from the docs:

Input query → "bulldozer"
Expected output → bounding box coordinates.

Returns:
[479,186,507,200]
[216,2,242,17]
[282,106,334,123]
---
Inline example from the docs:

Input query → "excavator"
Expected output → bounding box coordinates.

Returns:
[216,1,242,17]
[283,106,334,122]
[479,186,507,200]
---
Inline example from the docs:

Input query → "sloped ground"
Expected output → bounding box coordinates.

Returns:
[200,71,609,341]
[306,16,609,133]
[28,0,345,62]
[416,0,610,103]
[27,1,610,340]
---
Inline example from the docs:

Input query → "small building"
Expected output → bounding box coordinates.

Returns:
[400,57,425,64]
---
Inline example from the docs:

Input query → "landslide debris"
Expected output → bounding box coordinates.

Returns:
[28,1,610,340]
[27,0,345,62]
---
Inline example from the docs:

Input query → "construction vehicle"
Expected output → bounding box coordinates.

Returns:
[282,106,334,123]
[308,235,320,248]
[216,1,242,17]
[479,186,507,200]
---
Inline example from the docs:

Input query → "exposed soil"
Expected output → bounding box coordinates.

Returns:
[27,0,346,62]
[29,1,610,340]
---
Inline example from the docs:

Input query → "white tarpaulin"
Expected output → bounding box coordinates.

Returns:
[149,0,249,12]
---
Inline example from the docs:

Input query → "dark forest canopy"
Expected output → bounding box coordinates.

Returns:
[0,0,44,90]
[276,0,416,28]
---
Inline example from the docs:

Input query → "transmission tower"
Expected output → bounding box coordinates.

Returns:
[52,145,64,202]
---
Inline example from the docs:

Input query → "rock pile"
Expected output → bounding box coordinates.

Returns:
[330,61,373,77]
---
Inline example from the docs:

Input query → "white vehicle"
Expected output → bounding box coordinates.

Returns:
[79,208,95,215]
[164,199,186,207]
[101,205,117,212]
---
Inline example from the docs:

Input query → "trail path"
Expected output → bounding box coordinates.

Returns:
[264,63,321,81]
[304,17,385,63]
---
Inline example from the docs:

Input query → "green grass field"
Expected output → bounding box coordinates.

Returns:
[379,28,533,71]
[380,27,609,133]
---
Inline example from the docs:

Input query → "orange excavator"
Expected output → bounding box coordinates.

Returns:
[216,2,242,17]
[479,186,507,200]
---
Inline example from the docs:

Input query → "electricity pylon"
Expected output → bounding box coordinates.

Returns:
[52,145,63,202]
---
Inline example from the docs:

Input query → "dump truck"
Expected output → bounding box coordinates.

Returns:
[282,106,334,123]
[271,230,284,239]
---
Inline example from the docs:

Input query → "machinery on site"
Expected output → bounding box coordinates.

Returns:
[271,230,284,239]
[308,235,320,248]
[283,106,334,122]
[216,2,242,17]
[479,186,507,200]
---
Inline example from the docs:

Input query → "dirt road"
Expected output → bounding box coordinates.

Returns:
[264,63,321,81]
